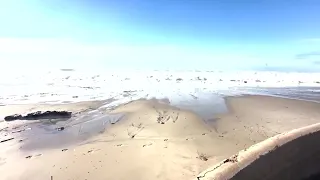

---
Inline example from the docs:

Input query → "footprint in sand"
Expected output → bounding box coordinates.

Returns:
[171,112,179,123]
[127,123,144,138]
[142,143,153,147]
[25,153,42,159]
[186,137,195,141]
[86,149,100,154]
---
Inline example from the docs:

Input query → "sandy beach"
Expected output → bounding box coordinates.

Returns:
[0,95,320,180]
[2,0,320,179]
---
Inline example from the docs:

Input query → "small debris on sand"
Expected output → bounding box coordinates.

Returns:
[56,127,65,131]
[0,138,14,143]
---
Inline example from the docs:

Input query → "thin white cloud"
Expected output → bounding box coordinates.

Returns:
[295,51,320,59]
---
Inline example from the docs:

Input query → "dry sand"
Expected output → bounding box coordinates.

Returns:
[196,122,320,180]
[212,95,320,150]
[0,95,320,180]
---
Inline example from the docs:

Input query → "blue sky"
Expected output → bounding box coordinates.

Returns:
[1,0,320,71]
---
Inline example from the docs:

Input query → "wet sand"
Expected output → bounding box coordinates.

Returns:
[0,95,320,180]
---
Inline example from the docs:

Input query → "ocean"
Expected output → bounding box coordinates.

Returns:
[1,69,319,105]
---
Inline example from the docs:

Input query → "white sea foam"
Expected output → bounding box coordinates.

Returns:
[0,69,319,106]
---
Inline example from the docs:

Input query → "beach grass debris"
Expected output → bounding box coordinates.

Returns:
[223,154,238,163]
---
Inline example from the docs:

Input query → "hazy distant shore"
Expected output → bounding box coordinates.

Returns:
[1,94,320,180]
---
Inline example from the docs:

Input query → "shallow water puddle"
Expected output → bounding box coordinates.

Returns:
[170,92,228,121]
[12,112,124,151]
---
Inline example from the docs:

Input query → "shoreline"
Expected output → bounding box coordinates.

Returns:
[241,92,320,104]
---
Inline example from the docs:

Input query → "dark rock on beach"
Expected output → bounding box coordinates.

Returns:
[24,111,72,120]
[4,114,22,121]
[4,111,72,121]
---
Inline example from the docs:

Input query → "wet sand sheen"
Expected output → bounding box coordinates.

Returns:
[0,100,118,151]
[0,95,320,180]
